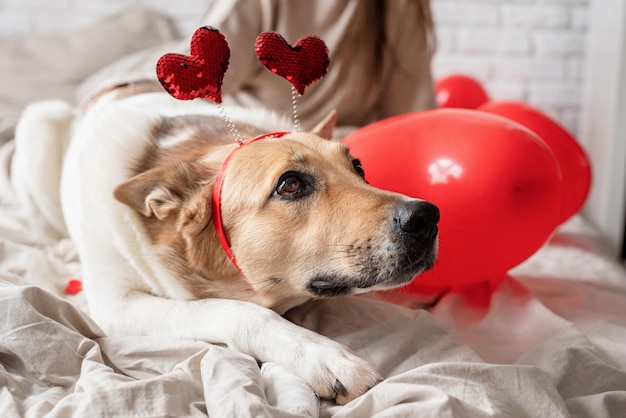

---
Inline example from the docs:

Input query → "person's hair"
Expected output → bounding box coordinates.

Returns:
[344,0,435,81]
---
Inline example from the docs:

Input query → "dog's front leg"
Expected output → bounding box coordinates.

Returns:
[94,291,381,404]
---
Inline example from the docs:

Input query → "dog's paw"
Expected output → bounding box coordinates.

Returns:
[294,340,382,405]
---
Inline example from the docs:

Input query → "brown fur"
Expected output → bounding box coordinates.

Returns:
[114,111,437,313]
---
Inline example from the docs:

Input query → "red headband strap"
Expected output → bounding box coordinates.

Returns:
[211,132,289,276]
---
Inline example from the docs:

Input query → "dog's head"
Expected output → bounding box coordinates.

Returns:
[114,112,439,312]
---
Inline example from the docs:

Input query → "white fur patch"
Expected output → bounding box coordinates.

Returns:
[158,127,196,149]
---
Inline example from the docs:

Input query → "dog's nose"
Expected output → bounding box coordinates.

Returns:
[394,200,440,237]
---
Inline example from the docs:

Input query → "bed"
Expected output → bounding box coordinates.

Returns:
[2,9,626,418]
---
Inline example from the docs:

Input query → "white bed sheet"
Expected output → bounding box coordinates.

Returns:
[2,134,626,417]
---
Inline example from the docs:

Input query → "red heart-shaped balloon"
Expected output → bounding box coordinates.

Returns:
[435,74,490,109]
[255,32,329,95]
[156,26,230,103]
[477,101,592,224]
[343,109,563,295]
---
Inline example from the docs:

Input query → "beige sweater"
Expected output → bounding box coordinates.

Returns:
[79,0,435,130]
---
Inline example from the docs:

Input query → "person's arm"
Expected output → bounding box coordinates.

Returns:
[376,54,436,119]
[376,1,437,119]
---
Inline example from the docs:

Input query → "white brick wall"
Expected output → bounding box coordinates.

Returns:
[432,0,589,135]
[0,0,589,135]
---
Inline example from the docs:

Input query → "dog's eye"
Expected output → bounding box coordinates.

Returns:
[275,173,306,197]
[352,159,365,178]
[279,176,302,195]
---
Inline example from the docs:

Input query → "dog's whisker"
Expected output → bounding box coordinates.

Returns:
[326,255,357,263]
[247,277,283,299]
[322,246,356,256]
[325,244,356,250]
[251,277,281,288]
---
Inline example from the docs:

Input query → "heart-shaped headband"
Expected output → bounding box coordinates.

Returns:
[156,26,330,133]
[210,131,288,275]
[156,26,330,276]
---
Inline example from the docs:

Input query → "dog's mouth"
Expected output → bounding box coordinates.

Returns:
[309,269,427,298]
[307,236,438,298]
[308,279,355,298]
[307,270,424,298]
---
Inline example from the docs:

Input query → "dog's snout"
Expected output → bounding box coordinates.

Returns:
[394,200,440,236]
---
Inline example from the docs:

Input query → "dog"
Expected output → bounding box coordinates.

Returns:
[13,86,439,404]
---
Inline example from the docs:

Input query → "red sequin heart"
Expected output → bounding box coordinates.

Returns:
[255,32,329,95]
[156,26,230,103]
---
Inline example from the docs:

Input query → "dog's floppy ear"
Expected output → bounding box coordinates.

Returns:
[310,109,337,140]
[114,163,207,220]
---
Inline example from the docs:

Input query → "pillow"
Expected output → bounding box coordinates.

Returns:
[0,8,178,139]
